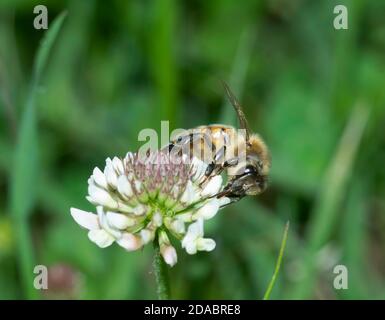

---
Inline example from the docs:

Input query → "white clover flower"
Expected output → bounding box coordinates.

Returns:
[70,151,229,267]
[181,219,216,254]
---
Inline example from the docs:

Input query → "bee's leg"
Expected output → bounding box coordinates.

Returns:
[203,145,227,179]
[205,162,216,177]
[198,150,225,189]
[209,157,238,179]
[201,150,239,188]
[219,196,241,208]
[223,157,238,168]
[200,162,223,188]
[214,185,241,206]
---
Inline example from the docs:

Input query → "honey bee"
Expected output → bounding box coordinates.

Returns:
[164,82,271,204]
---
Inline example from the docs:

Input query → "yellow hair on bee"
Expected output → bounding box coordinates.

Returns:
[248,134,271,175]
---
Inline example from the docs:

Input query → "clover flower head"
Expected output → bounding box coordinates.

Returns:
[70,150,230,266]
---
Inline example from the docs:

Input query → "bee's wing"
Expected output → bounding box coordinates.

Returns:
[222,81,251,143]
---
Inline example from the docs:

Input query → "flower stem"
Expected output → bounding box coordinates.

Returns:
[153,239,171,299]
[263,221,290,300]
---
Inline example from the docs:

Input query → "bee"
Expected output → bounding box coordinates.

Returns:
[164,82,271,204]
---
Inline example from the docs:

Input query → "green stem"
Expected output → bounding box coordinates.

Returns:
[263,221,290,300]
[153,239,170,299]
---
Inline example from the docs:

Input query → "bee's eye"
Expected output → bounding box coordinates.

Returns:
[245,165,255,174]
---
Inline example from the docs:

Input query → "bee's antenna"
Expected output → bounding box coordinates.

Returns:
[221,80,251,143]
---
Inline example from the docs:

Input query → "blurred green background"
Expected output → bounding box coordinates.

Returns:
[1,0,385,299]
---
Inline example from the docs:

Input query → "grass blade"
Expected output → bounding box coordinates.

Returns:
[31,12,68,86]
[10,12,67,299]
[263,221,290,300]
[339,181,369,299]
[149,0,178,129]
[291,103,370,299]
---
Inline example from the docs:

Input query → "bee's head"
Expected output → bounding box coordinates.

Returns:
[222,163,268,200]
[237,164,268,195]
[216,134,271,201]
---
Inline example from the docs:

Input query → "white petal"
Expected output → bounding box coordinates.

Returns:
[117,175,133,198]
[188,219,204,238]
[125,152,134,162]
[180,181,194,204]
[104,158,118,188]
[190,185,203,203]
[201,175,223,197]
[182,219,207,254]
[182,222,200,251]
[183,241,197,255]
[132,204,146,216]
[106,211,131,229]
[177,212,193,222]
[191,157,207,182]
[87,177,94,186]
[96,207,122,238]
[152,211,163,227]
[170,218,185,234]
[140,229,154,244]
[197,238,216,252]
[116,233,142,251]
[88,184,117,208]
[161,245,178,267]
[112,157,124,174]
[134,180,142,192]
[70,208,99,230]
[92,167,108,189]
[86,196,96,205]
[194,199,219,220]
[181,231,195,249]
[88,229,114,248]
